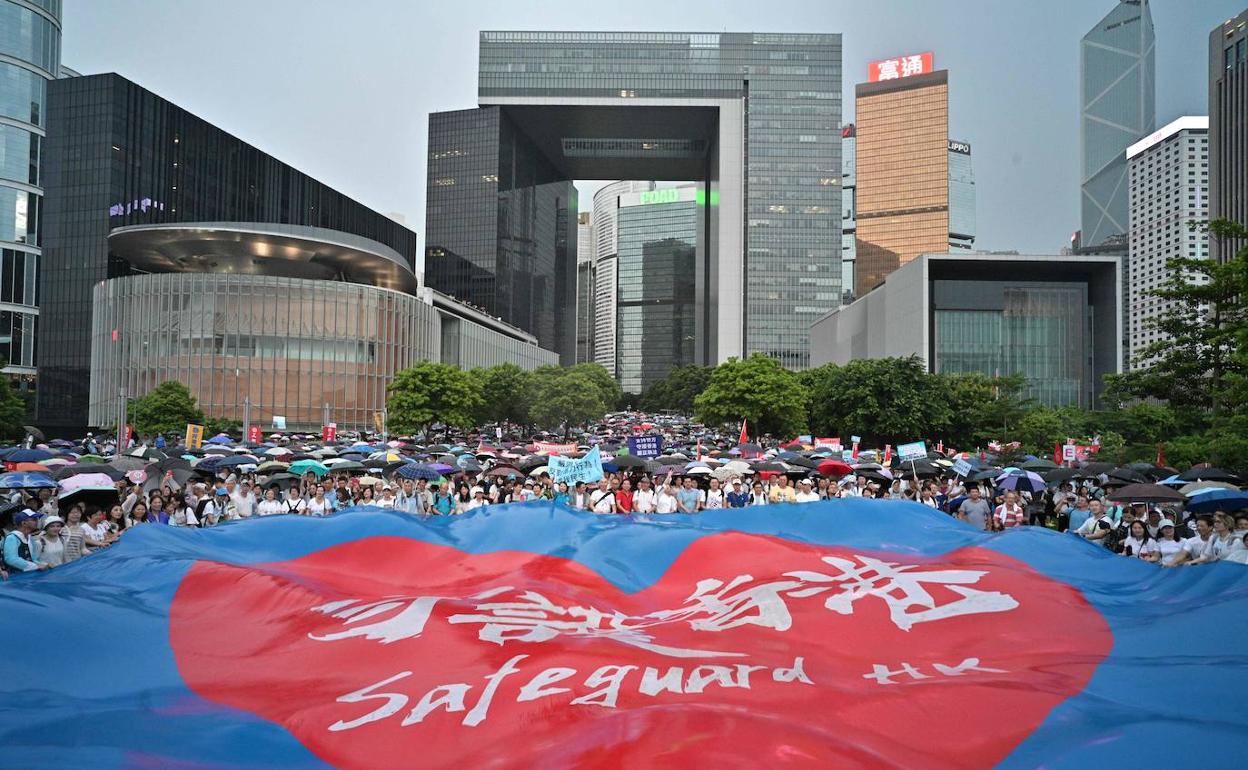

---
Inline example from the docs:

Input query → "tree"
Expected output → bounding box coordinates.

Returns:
[0,363,27,441]
[805,356,950,445]
[205,417,241,437]
[694,354,809,438]
[565,363,623,410]
[387,360,483,434]
[471,363,532,426]
[128,381,205,437]
[639,364,713,413]
[940,372,1032,449]
[527,366,609,431]
[1105,218,1248,415]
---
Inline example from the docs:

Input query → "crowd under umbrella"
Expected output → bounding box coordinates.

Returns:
[1179,480,1239,496]
[1177,466,1243,484]
[0,471,57,490]
[1106,483,1187,505]
[996,469,1046,493]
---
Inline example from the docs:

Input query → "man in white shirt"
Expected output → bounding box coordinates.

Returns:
[794,479,820,503]
[632,478,657,513]
[590,480,616,514]
[703,478,725,510]
[231,481,257,519]
[655,480,679,513]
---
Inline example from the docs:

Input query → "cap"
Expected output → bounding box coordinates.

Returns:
[732,479,742,485]
[471,486,484,495]
[13,511,43,525]
[215,487,228,496]
[41,515,64,529]
[1158,519,1175,529]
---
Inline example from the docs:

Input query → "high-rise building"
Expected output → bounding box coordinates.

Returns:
[615,186,699,394]
[1126,117,1209,368]
[38,74,420,431]
[0,0,62,387]
[841,124,856,304]
[427,32,843,369]
[590,181,653,375]
[948,140,976,251]
[1080,0,1156,251]
[574,211,594,363]
[1209,9,1248,263]
[853,62,949,297]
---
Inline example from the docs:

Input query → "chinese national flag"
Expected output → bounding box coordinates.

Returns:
[1156,442,1166,468]
[739,419,749,446]
[1053,443,1062,465]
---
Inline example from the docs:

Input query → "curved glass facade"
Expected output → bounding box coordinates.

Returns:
[89,274,441,431]
[0,64,46,127]
[0,1,60,75]
[0,123,39,186]
[0,186,39,245]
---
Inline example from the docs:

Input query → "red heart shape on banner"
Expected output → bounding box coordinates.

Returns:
[170,532,1111,769]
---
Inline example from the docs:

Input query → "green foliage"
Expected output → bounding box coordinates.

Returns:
[471,363,532,426]
[565,363,623,410]
[805,356,950,445]
[0,366,27,441]
[694,354,809,438]
[940,372,1033,449]
[639,364,713,414]
[128,381,205,437]
[204,417,241,438]
[527,365,609,431]
[387,361,483,434]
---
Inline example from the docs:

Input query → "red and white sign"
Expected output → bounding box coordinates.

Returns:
[868,52,934,82]
[170,532,1111,769]
[534,442,577,457]
[814,438,843,451]
[322,423,337,443]
[247,425,262,444]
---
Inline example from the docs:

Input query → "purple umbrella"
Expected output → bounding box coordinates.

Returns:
[995,469,1046,493]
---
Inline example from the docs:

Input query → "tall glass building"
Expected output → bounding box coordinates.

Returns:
[427,31,843,369]
[840,124,856,304]
[1209,9,1247,264]
[0,0,62,385]
[615,186,698,394]
[948,140,976,250]
[1080,0,1155,250]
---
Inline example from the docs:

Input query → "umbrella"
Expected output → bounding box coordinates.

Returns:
[612,454,649,469]
[264,472,300,490]
[77,455,105,464]
[206,435,233,445]
[1106,483,1186,504]
[428,463,455,474]
[1020,459,1058,471]
[6,448,52,463]
[326,460,365,473]
[0,472,57,489]
[21,425,45,443]
[995,470,1046,493]
[59,472,117,492]
[107,456,146,472]
[528,466,549,477]
[255,460,290,474]
[194,456,229,473]
[1184,489,1248,513]
[900,460,940,478]
[855,468,893,483]
[1177,467,1242,484]
[1107,468,1149,485]
[288,460,329,478]
[153,457,193,472]
[1179,481,1240,496]
[1043,467,1081,484]
[485,466,522,479]
[970,468,1003,482]
[396,464,442,481]
[1078,462,1115,476]
[264,447,292,457]
[355,475,384,487]
[12,462,50,472]
[54,464,124,482]
[685,465,713,475]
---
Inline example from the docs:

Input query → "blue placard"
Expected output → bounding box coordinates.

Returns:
[953,458,973,477]
[898,441,927,462]
[548,445,605,484]
[628,435,664,459]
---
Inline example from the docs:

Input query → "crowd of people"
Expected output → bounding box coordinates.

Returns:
[3,413,1246,577]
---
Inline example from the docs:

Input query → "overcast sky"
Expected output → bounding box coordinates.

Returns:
[64,0,1241,259]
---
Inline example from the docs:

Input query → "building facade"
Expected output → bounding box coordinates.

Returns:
[1080,0,1156,250]
[1209,9,1247,263]
[574,211,594,363]
[810,254,1122,408]
[841,124,856,304]
[592,253,617,376]
[588,181,652,371]
[948,140,976,250]
[1126,117,1208,369]
[853,70,950,297]
[427,31,843,369]
[37,73,423,431]
[0,0,63,384]
[615,185,699,394]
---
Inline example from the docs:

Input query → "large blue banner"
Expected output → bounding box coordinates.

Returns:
[627,435,664,459]
[1,501,1246,769]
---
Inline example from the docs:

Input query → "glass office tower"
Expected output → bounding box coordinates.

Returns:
[39,73,421,432]
[1209,9,1248,263]
[428,31,842,369]
[0,0,62,384]
[1080,0,1155,249]
[615,186,698,394]
[948,140,976,250]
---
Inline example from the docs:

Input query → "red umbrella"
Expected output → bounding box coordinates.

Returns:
[817,459,853,478]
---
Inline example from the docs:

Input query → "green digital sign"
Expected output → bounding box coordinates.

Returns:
[639,188,681,205]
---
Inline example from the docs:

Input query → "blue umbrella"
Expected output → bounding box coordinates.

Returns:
[195,456,228,472]
[206,435,233,445]
[0,471,57,489]
[6,448,53,463]
[217,455,257,468]
[1186,489,1248,513]
[396,464,442,481]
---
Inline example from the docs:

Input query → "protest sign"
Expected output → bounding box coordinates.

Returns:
[953,458,974,478]
[815,437,843,451]
[534,442,578,456]
[548,445,604,485]
[184,423,204,450]
[897,441,927,462]
[627,435,664,459]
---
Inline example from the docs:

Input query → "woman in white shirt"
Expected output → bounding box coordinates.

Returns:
[1154,521,1185,566]
[1121,520,1160,561]
[655,481,679,514]
[305,490,332,516]
[256,487,285,517]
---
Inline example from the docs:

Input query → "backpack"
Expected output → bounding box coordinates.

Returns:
[4,531,33,566]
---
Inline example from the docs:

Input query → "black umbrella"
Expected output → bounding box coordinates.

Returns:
[153,457,193,473]
[1043,467,1081,484]
[1079,462,1115,476]
[655,456,688,466]
[1106,483,1186,504]
[900,460,940,478]
[22,425,44,443]
[53,464,125,481]
[1107,468,1149,485]
[1177,466,1242,483]
[856,469,893,484]
[970,468,1002,482]
[612,454,649,469]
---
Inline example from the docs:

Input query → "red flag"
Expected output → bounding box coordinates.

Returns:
[883,444,892,464]
[1156,442,1166,468]
[1054,443,1062,466]
[696,438,703,461]
[738,419,749,446]
[936,440,944,454]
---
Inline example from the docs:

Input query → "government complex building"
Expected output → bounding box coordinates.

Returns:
[37,73,555,435]
[426,31,843,370]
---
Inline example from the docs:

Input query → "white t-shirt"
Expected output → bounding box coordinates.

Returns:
[1121,535,1159,558]
[283,496,307,515]
[633,489,657,513]
[81,521,109,545]
[590,489,615,514]
[704,489,725,509]
[305,497,332,516]
[1181,534,1214,560]
[1156,538,1184,566]
[256,499,285,517]
[795,491,820,503]
[655,490,679,514]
